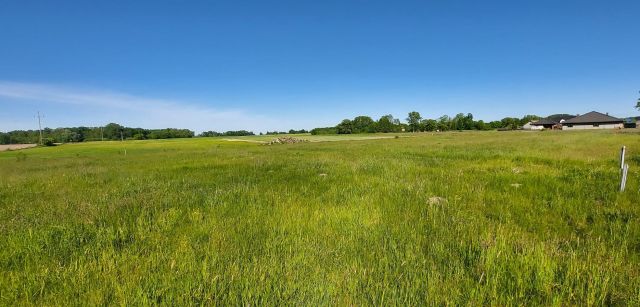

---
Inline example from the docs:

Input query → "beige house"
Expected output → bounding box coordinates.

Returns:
[561,111,623,130]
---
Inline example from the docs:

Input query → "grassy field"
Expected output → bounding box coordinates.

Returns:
[1,130,639,305]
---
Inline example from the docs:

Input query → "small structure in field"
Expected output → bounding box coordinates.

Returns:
[561,111,623,130]
[530,118,560,129]
[522,121,544,130]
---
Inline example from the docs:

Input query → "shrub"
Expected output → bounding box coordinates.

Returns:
[42,138,55,146]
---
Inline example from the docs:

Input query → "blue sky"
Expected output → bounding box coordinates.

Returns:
[1,0,638,133]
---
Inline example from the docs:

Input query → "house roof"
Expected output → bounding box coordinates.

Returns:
[531,118,558,126]
[563,111,623,124]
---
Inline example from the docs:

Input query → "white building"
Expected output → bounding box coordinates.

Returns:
[522,121,544,130]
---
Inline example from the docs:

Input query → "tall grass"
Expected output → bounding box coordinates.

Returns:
[0,130,639,305]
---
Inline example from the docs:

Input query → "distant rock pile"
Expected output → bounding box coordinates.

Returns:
[264,137,310,145]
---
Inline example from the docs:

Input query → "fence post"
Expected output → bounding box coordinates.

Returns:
[620,146,626,170]
[621,164,629,192]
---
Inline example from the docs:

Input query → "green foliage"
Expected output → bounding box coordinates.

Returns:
[42,138,55,146]
[376,115,396,133]
[336,119,353,134]
[198,130,255,137]
[422,119,438,131]
[520,114,541,125]
[407,111,422,132]
[546,114,576,122]
[352,116,376,133]
[310,127,337,135]
[0,131,638,305]
[500,117,520,130]
[0,124,195,144]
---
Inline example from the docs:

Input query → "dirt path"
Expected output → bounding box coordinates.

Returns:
[0,144,38,151]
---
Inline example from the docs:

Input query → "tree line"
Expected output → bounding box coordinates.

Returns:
[198,130,255,137]
[0,123,194,145]
[198,129,308,137]
[312,112,545,134]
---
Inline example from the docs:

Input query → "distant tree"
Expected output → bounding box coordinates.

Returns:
[422,119,437,131]
[488,121,502,129]
[451,113,467,130]
[546,114,576,122]
[636,91,640,110]
[475,120,488,130]
[0,132,9,145]
[103,123,124,140]
[407,111,422,132]
[520,114,541,125]
[351,116,376,133]
[336,119,353,134]
[42,138,55,146]
[199,131,220,137]
[377,115,396,133]
[221,130,254,136]
[437,115,450,131]
[500,117,520,130]
[463,113,475,130]
[288,129,308,134]
[311,127,337,135]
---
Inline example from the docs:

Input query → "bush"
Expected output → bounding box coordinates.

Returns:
[42,138,55,146]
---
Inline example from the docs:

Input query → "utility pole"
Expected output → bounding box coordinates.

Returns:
[36,111,44,145]
[120,130,124,142]
[101,126,104,141]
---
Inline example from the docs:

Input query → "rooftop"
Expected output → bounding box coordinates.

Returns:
[562,111,623,124]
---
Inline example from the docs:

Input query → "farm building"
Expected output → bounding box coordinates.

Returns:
[531,118,560,129]
[522,121,544,130]
[561,111,623,130]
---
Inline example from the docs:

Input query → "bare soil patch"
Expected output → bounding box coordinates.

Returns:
[0,144,38,152]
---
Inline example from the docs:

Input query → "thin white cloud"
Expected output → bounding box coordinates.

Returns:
[0,81,292,133]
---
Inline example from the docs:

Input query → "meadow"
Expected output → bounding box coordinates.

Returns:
[0,130,639,305]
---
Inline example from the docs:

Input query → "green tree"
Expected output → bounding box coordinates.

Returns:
[500,117,520,130]
[437,115,451,131]
[103,123,124,140]
[475,120,487,130]
[422,119,437,131]
[520,114,541,125]
[407,111,422,132]
[352,116,376,133]
[377,115,396,133]
[463,113,475,130]
[336,119,353,134]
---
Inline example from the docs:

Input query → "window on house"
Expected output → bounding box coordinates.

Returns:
[593,124,599,127]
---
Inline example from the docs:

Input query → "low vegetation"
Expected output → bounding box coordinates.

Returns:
[0,130,639,304]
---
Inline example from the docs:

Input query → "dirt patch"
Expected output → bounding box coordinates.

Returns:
[0,144,38,152]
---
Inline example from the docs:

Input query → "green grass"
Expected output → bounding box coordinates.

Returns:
[1,130,639,305]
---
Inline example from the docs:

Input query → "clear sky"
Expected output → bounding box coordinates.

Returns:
[1,0,639,133]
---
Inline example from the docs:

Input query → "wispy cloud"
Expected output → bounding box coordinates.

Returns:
[0,81,290,132]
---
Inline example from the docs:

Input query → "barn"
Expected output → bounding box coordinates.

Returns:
[561,111,623,130]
